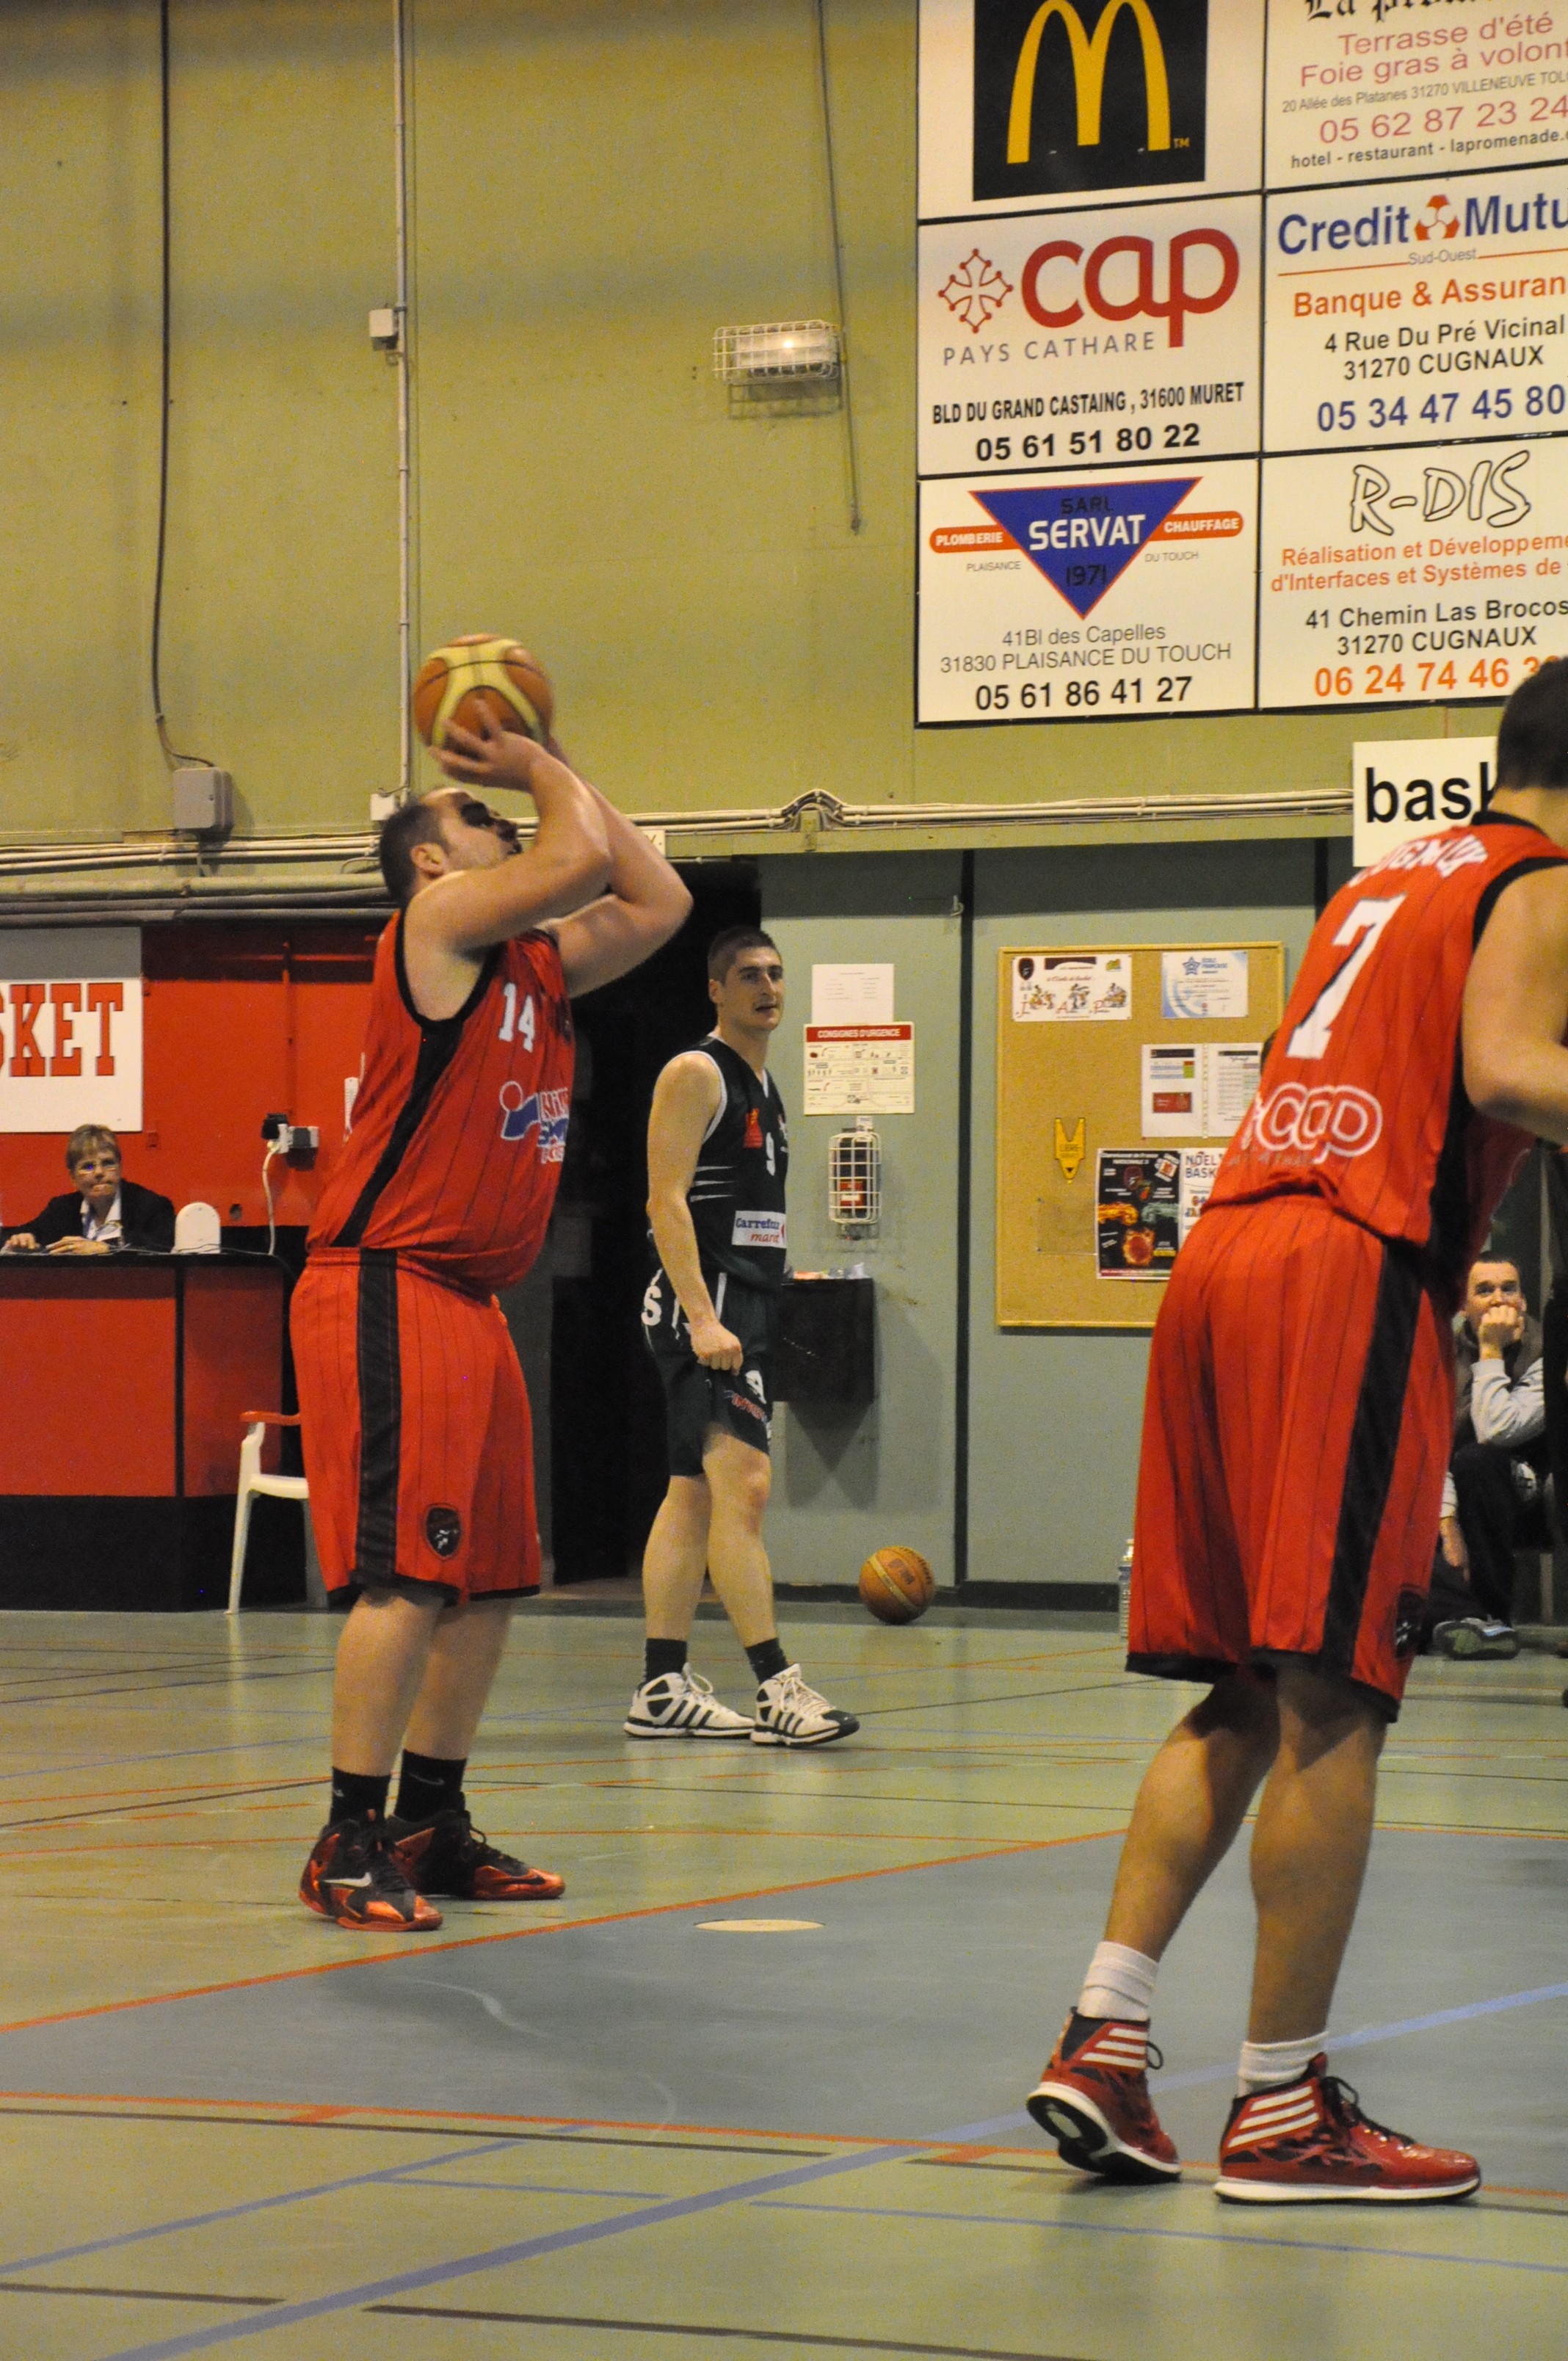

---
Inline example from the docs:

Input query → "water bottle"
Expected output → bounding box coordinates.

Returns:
[1117,1539,1134,1640]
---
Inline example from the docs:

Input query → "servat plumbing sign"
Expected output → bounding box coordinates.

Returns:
[918,460,1257,719]
[1264,165,1568,454]
[919,194,1261,476]
[1265,0,1568,189]
[1257,438,1568,706]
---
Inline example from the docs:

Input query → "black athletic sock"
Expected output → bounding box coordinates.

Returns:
[329,1768,391,1828]
[644,1637,689,1685]
[394,1751,467,1824]
[747,1637,789,1686]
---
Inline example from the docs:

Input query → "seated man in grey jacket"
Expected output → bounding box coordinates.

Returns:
[1445,1255,1548,1643]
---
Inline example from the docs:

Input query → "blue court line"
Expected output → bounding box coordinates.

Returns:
[753,2199,1568,2275]
[66,1975,1568,2354]
[391,2177,667,2199]
[0,2139,523,2277]
[97,2140,922,2361]
[1153,1978,1568,2095]
[0,1738,310,1784]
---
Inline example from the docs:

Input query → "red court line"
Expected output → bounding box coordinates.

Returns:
[0,1829,1114,2039]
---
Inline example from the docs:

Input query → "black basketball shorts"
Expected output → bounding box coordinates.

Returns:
[642,1266,776,1477]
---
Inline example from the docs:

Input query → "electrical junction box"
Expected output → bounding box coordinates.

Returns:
[171,766,233,833]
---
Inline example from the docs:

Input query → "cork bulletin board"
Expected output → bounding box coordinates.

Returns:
[997,943,1285,1332]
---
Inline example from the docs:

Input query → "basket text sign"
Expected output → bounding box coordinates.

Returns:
[0,930,142,1134]
[1349,736,1495,864]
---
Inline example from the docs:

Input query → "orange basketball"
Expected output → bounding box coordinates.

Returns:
[858,1545,936,1625]
[411,634,554,748]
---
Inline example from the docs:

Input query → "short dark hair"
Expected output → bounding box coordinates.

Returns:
[1496,657,1568,789]
[65,1123,119,1175]
[707,926,779,984]
[378,796,448,905]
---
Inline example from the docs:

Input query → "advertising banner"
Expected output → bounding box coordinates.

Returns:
[0,928,142,1135]
[919,460,1258,719]
[1264,164,1568,454]
[1349,733,1496,862]
[1265,0,1568,192]
[919,0,1265,220]
[1257,438,1568,707]
[919,193,1260,476]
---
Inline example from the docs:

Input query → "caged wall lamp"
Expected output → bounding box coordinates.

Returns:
[712,321,842,384]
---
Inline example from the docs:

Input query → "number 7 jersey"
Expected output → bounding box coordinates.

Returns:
[1208,812,1568,1290]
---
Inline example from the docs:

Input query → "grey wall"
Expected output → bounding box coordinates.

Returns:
[758,837,1352,1591]
[761,855,962,1589]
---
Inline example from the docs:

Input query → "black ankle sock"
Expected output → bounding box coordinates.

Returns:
[394,1751,467,1824]
[644,1637,689,1685]
[329,1768,391,1827]
[747,1637,789,1685]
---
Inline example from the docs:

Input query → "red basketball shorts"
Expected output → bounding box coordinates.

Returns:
[291,1250,540,1603]
[1131,1195,1453,1715]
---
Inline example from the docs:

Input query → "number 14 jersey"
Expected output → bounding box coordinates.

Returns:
[1208,812,1568,1291]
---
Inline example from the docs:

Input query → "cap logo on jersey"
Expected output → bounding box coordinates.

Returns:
[744,1106,764,1150]
[498,1081,570,1161]
[1244,1083,1384,1164]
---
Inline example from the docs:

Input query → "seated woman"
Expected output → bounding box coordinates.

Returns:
[1,1125,175,1255]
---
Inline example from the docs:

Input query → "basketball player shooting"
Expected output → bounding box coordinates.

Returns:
[625,931,859,1746]
[294,711,691,1929]
[1028,659,1568,2202]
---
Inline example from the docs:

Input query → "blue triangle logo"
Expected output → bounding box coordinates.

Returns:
[973,480,1197,618]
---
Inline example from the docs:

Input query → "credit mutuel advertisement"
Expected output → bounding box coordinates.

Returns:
[1264,165,1568,454]
[918,194,1261,476]
[1265,0,1568,191]
[1257,438,1568,706]
[918,460,1258,720]
[918,0,1264,219]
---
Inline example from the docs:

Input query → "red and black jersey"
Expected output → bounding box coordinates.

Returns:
[1210,812,1568,1290]
[308,915,573,1296]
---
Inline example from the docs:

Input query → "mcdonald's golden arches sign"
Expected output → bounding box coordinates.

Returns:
[973,0,1209,200]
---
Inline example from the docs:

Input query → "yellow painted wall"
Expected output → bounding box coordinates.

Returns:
[0,1,1478,845]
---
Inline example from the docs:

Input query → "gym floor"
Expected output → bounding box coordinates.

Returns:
[0,1600,1561,2361]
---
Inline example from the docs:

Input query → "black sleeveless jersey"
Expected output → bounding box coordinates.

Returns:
[679,1034,788,1292]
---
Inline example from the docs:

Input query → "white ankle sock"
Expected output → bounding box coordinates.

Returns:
[1077,1940,1159,2023]
[1235,2032,1324,2097]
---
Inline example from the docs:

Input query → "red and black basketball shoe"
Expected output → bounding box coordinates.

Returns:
[391,1808,566,1902]
[1026,2014,1180,2184]
[300,1818,443,1932]
[1216,2059,1481,2203]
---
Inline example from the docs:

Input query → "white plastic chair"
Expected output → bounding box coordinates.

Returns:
[228,1411,324,1613]
[173,1201,222,1253]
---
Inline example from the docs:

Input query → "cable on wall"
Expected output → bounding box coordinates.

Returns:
[150,0,212,772]
[814,0,863,534]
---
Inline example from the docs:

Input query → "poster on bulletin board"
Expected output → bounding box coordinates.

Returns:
[995,940,1284,1329]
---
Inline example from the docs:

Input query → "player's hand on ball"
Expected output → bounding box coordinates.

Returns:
[433,707,546,794]
[690,1316,744,1373]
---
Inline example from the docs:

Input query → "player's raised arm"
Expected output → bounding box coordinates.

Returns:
[548,779,694,997]
[645,1052,741,1371]
[1462,862,1568,1142]
[417,712,610,950]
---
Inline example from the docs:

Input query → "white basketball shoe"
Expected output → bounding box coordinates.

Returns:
[751,1665,859,1747]
[623,1668,755,1739]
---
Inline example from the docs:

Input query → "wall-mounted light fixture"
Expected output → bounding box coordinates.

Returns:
[712,321,841,384]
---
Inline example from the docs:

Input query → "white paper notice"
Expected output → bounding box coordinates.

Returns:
[1203,1043,1262,1138]
[1161,948,1249,1020]
[803,1024,915,1116]
[1012,951,1131,1022]
[918,195,1262,480]
[1143,1044,1202,1137]
[920,462,1259,722]
[810,964,894,1026]
[1257,440,1568,710]
[1180,1146,1226,1242]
